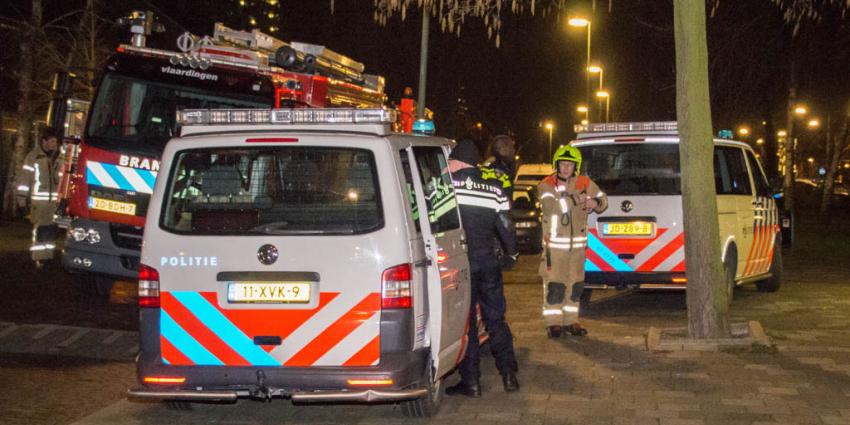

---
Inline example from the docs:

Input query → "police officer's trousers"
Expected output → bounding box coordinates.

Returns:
[459,253,518,382]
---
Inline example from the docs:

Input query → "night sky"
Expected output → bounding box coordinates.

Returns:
[2,0,849,162]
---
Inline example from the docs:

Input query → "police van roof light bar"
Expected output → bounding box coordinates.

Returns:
[177,108,397,126]
[574,121,678,134]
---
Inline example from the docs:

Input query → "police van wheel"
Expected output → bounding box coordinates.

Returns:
[77,274,114,298]
[165,400,193,410]
[756,244,783,293]
[579,289,593,309]
[400,362,443,418]
[546,326,563,338]
[723,251,737,306]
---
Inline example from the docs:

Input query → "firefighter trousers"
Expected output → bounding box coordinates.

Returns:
[459,254,518,382]
[542,279,583,327]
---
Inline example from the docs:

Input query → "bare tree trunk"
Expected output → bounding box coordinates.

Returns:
[87,0,97,99]
[3,0,42,218]
[674,0,730,339]
[819,117,848,217]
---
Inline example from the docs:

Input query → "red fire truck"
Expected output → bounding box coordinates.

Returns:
[58,11,388,295]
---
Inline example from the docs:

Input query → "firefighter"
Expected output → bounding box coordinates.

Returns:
[481,134,516,199]
[445,139,519,397]
[15,128,62,266]
[538,145,607,337]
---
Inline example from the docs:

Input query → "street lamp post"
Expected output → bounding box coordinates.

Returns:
[577,105,589,125]
[545,121,555,159]
[588,65,603,122]
[569,17,592,117]
[595,90,610,123]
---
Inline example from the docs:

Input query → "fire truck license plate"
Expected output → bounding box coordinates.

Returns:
[88,197,136,216]
[227,282,311,304]
[602,222,653,236]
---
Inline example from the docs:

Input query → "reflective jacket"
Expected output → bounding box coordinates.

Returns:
[538,174,608,283]
[451,166,517,258]
[15,147,61,224]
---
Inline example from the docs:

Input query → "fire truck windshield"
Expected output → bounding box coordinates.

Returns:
[86,74,272,155]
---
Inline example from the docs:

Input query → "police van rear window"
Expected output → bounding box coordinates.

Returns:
[159,147,383,235]
[578,143,681,196]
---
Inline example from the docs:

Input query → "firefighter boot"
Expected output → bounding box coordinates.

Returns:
[564,323,588,336]
[502,372,520,392]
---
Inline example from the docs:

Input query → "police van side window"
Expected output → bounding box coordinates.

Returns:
[398,150,422,233]
[714,146,752,195]
[745,150,771,197]
[411,146,460,233]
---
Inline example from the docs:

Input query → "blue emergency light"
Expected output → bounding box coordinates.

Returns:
[717,130,734,139]
[413,119,435,135]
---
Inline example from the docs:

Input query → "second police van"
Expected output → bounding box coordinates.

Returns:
[128,108,471,417]
[573,122,782,302]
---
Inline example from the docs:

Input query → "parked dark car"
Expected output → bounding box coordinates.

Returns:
[511,185,543,254]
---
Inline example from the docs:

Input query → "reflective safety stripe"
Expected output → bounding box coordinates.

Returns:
[550,214,558,238]
[587,232,632,272]
[559,198,569,213]
[551,236,572,243]
[86,161,157,194]
[29,244,56,251]
[596,191,606,198]
[160,310,224,366]
[16,185,30,192]
[456,194,502,210]
[540,192,556,200]
[22,165,35,172]
[543,309,563,316]
[548,242,572,250]
[562,305,579,313]
[585,259,601,272]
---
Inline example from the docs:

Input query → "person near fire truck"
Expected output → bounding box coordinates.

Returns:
[538,145,608,337]
[445,139,520,397]
[15,128,62,266]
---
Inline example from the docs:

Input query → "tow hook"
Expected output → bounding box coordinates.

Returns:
[251,370,272,401]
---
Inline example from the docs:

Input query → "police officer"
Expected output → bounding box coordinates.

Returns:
[15,128,62,266]
[446,139,519,397]
[481,134,516,199]
[538,145,607,337]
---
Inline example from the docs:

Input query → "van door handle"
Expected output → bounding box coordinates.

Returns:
[414,258,432,268]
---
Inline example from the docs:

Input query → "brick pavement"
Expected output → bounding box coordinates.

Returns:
[67,242,850,425]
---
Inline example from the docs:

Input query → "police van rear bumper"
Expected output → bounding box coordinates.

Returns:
[585,271,687,290]
[129,349,429,403]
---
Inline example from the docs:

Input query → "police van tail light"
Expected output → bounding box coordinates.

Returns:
[381,263,412,309]
[139,264,160,308]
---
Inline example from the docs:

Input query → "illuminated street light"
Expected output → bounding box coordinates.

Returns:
[576,105,589,124]
[596,90,610,123]
[577,105,588,113]
[794,105,808,116]
[580,119,589,125]
[738,127,750,137]
[756,138,764,145]
[807,119,820,128]
[587,65,604,122]
[777,130,787,137]
[569,16,592,117]
[544,121,555,159]
[807,157,815,163]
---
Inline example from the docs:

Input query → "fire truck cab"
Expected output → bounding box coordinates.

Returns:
[127,108,470,417]
[573,122,783,302]
[59,13,386,295]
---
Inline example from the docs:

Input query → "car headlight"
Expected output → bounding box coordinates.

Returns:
[70,227,87,242]
[86,229,101,244]
[515,221,538,228]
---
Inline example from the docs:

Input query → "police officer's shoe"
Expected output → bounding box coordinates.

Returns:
[445,380,482,398]
[502,372,520,392]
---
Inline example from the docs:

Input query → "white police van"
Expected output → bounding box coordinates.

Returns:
[573,122,782,302]
[127,108,471,417]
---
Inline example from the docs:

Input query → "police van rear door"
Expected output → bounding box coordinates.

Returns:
[405,143,470,378]
[147,135,393,369]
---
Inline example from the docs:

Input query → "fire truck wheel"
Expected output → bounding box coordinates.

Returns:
[77,274,114,298]
[723,248,737,306]
[756,244,783,293]
[400,359,443,418]
[165,400,193,411]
